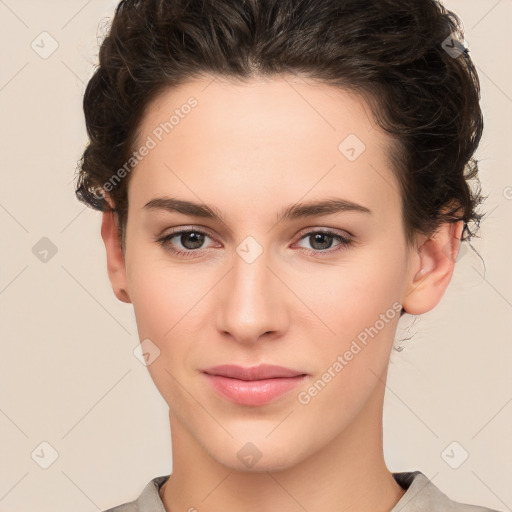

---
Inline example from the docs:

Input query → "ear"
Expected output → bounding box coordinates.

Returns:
[100,204,131,304]
[402,220,464,315]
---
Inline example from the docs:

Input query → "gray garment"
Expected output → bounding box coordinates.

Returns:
[103,471,502,512]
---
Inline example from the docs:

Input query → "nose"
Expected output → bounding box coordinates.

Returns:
[215,246,289,345]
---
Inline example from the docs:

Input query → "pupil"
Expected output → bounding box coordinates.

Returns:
[182,232,204,249]
[311,233,332,250]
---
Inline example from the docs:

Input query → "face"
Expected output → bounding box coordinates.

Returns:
[103,75,445,472]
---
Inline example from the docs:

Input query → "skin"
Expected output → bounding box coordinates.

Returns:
[101,74,463,512]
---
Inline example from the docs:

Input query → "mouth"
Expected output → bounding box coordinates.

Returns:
[200,363,306,380]
[200,364,309,406]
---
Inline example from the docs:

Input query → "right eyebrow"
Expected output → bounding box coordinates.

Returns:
[143,197,225,222]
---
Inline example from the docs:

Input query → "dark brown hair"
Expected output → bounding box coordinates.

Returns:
[75,0,486,252]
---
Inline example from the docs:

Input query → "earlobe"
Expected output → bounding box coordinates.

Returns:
[100,207,132,304]
[402,220,464,316]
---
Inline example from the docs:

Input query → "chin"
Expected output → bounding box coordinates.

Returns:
[203,430,314,474]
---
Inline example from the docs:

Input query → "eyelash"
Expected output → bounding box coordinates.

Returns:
[155,227,354,259]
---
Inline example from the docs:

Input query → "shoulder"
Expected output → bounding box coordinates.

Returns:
[101,475,169,512]
[100,472,503,512]
[391,471,503,512]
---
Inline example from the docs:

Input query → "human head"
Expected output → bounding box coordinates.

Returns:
[75,0,484,254]
[74,0,485,473]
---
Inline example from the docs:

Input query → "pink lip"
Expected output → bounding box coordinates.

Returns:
[200,364,308,406]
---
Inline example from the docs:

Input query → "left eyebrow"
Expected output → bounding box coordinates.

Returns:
[277,198,372,223]
[143,196,372,224]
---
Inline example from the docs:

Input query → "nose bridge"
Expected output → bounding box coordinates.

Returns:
[217,243,284,342]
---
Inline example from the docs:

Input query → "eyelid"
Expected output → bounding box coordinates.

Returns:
[294,225,354,240]
[161,225,213,236]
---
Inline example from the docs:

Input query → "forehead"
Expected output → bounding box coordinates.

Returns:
[138,75,380,148]
[129,75,400,218]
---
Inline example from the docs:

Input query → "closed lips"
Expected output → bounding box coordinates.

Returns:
[200,364,307,381]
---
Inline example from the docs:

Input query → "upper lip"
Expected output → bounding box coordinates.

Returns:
[200,364,306,381]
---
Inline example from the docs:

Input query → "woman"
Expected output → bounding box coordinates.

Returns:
[75,0,501,510]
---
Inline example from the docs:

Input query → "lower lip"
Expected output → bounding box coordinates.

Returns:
[203,373,308,406]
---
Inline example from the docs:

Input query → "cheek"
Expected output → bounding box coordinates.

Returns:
[125,234,207,337]
[129,266,200,341]
[129,271,171,339]
[301,245,406,396]
[307,252,405,336]
[127,261,200,405]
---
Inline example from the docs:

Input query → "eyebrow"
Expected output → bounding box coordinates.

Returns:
[143,197,372,224]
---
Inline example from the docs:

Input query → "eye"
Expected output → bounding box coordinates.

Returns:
[156,228,217,258]
[295,229,353,255]
[156,227,354,258]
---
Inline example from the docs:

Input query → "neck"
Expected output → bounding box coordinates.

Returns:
[160,375,405,512]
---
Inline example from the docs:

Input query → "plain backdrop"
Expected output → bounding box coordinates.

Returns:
[0,0,511,510]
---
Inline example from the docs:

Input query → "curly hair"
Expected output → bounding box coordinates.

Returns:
[75,0,486,252]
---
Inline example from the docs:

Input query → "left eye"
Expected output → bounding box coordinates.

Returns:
[296,231,352,252]
[156,229,353,257]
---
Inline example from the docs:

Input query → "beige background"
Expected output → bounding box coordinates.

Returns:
[0,0,511,510]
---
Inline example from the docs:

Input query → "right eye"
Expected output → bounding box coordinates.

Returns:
[156,228,218,258]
